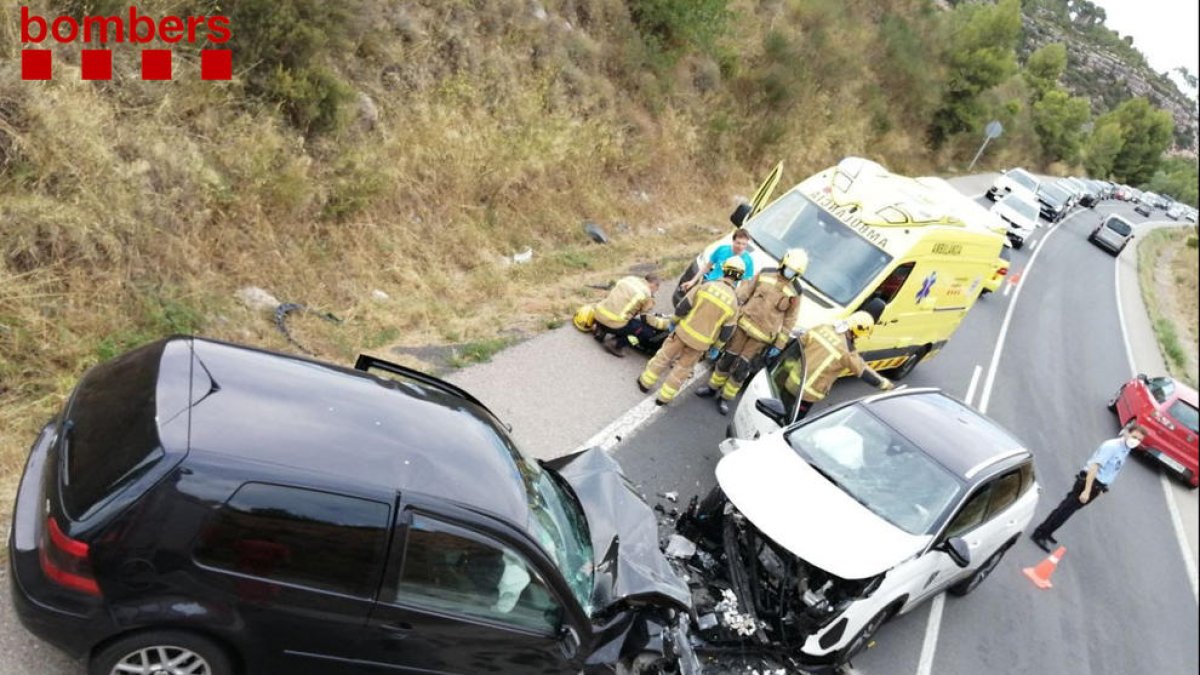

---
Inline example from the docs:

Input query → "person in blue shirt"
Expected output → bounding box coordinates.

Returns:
[680,229,755,293]
[1030,424,1148,552]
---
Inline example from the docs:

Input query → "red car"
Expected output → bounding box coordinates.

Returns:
[1109,375,1200,487]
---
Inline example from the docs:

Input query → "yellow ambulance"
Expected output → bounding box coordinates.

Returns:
[677,157,1006,380]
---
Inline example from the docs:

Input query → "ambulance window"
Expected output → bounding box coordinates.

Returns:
[871,262,915,304]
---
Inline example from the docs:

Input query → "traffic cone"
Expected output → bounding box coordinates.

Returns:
[1023,546,1066,590]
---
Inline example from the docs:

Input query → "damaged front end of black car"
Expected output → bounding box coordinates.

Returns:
[547,448,703,675]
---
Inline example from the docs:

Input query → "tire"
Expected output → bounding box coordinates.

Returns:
[1106,386,1124,412]
[948,542,1010,596]
[90,630,234,675]
[841,604,895,662]
[671,262,698,306]
[887,347,927,381]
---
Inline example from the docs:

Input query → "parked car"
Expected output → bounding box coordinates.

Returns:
[9,337,702,675]
[1109,375,1200,488]
[1166,204,1186,220]
[1087,214,1135,254]
[684,389,1038,667]
[1186,209,1198,224]
[986,167,1041,202]
[990,193,1040,249]
[1035,183,1071,223]
[1134,202,1153,217]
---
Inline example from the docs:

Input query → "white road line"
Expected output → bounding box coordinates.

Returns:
[917,201,1063,675]
[576,366,704,453]
[978,222,1062,414]
[1002,276,1015,297]
[916,595,946,675]
[1029,237,1041,251]
[1113,252,1200,603]
[965,365,983,407]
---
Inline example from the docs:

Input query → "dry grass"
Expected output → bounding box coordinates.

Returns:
[1136,227,1199,387]
[0,0,1012,545]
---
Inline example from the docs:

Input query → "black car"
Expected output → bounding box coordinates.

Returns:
[1035,183,1071,222]
[9,337,699,675]
[1135,202,1153,217]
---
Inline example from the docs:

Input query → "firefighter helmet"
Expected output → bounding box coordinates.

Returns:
[573,304,596,332]
[847,310,875,338]
[721,256,746,281]
[780,248,809,278]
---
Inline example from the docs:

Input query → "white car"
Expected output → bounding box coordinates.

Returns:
[990,193,1040,249]
[986,167,1041,203]
[684,389,1038,667]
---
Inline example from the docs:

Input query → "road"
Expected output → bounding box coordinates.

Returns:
[1,176,1196,674]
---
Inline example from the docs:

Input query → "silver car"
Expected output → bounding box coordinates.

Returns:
[1088,214,1135,254]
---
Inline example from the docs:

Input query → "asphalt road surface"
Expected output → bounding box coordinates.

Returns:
[1,176,1196,675]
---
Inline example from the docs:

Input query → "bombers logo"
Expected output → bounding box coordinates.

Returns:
[19,6,232,81]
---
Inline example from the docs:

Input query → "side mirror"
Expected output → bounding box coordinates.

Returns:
[557,624,581,661]
[730,203,752,228]
[942,537,971,568]
[754,398,789,427]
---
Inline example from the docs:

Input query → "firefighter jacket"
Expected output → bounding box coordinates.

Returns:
[673,278,740,351]
[792,323,887,402]
[735,269,801,349]
[595,276,655,329]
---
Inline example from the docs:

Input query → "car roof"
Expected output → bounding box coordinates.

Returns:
[172,337,535,528]
[863,391,1029,480]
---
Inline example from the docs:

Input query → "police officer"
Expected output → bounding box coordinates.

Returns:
[785,310,894,420]
[638,258,743,406]
[697,248,808,415]
[592,273,668,357]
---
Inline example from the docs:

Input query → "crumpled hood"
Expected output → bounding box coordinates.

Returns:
[547,448,691,613]
[716,438,930,580]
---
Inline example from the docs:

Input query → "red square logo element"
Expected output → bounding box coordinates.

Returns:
[141,50,172,80]
[22,50,52,81]
[201,50,232,81]
[81,50,113,81]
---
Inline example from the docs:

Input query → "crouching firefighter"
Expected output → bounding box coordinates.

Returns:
[786,308,894,420]
[638,258,743,406]
[591,273,670,357]
[697,248,808,415]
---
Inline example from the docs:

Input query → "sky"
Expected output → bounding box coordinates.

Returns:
[1090,0,1199,99]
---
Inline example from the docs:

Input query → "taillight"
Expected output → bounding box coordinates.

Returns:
[39,517,100,597]
[997,267,1009,277]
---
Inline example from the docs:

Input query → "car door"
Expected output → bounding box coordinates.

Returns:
[191,482,392,674]
[1159,396,1199,473]
[362,507,581,675]
[898,484,994,608]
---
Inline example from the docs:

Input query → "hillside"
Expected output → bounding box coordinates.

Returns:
[1022,0,1199,155]
[1,0,1197,518]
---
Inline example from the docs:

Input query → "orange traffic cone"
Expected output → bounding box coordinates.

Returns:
[1023,546,1066,590]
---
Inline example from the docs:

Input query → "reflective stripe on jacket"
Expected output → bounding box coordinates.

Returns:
[674,279,739,350]
[736,271,800,348]
[790,324,872,402]
[595,276,655,329]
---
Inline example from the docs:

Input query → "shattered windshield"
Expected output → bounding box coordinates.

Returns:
[744,191,893,305]
[520,460,595,614]
[784,406,962,534]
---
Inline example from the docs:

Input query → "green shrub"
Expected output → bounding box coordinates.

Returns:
[627,0,732,64]
[1188,236,1198,249]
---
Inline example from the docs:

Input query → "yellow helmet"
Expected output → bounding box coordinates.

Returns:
[573,304,596,332]
[847,310,875,338]
[721,256,746,281]
[780,248,809,278]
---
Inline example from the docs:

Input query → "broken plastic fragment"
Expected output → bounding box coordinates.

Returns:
[664,534,697,559]
[659,491,678,502]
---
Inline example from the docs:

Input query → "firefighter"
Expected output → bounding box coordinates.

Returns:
[785,310,895,420]
[697,248,808,415]
[638,257,743,406]
[592,273,669,357]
